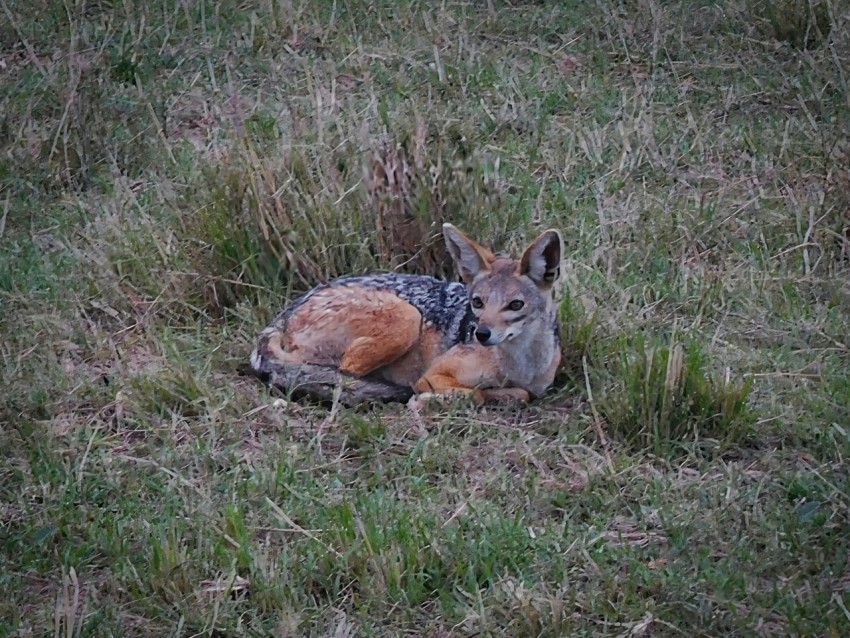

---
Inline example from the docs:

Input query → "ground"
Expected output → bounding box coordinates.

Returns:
[1,0,849,636]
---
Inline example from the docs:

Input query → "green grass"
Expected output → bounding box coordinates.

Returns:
[2,0,850,635]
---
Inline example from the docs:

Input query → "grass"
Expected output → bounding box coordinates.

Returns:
[2,0,850,635]
[595,329,755,456]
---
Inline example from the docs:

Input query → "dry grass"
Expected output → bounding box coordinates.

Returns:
[2,0,850,635]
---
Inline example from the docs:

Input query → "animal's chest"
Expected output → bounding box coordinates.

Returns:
[500,337,559,394]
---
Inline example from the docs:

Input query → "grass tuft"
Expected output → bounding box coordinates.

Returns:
[750,0,834,49]
[597,329,754,456]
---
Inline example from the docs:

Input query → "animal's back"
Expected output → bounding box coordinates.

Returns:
[250,273,476,394]
[275,273,475,345]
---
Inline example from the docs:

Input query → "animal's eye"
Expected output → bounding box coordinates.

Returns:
[471,297,484,309]
[508,300,525,311]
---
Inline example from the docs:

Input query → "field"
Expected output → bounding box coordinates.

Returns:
[2,0,849,635]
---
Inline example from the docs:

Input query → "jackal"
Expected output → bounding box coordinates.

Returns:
[250,224,563,404]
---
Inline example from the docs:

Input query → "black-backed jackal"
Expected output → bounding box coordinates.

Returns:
[250,224,563,404]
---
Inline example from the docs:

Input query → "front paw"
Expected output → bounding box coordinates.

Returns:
[407,389,484,412]
[407,392,439,412]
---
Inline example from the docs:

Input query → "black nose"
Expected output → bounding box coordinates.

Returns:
[475,327,491,344]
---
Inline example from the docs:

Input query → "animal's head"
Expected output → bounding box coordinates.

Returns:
[443,223,563,346]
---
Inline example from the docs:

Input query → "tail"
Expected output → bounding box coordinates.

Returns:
[249,345,414,405]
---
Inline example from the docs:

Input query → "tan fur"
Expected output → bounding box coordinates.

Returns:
[279,287,422,374]
[378,325,447,387]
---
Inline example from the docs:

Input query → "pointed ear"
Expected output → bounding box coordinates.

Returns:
[520,229,563,287]
[443,223,496,284]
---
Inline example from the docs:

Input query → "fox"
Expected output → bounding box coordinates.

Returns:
[249,223,563,405]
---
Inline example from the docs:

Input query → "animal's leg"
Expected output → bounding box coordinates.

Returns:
[411,373,484,402]
[338,300,422,377]
[413,344,503,402]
